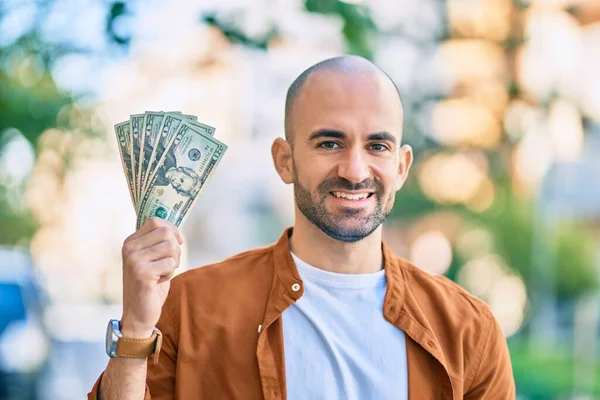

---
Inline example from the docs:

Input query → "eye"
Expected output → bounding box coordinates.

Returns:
[318,141,341,150]
[368,143,389,152]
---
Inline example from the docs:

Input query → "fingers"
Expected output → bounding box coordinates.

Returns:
[123,218,183,256]
[134,217,166,236]
[138,239,181,263]
[129,218,183,244]
[129,227,177,253]
[123,235,180,273]
[127,255,178,281]
[157,270,175,284]
[170,223,183,244]
[150,257,178,279]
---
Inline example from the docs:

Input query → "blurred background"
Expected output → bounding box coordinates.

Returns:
[0,0,599,398]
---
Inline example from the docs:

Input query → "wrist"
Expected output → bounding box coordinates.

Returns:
[120,318,154,339]
[106,319,163,365]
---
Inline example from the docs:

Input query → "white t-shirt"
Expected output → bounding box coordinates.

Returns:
[282,253,408,400]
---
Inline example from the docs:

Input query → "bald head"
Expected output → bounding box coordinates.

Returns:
[284,55,403,144]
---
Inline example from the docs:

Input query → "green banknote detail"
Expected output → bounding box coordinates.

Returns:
[129,113,145,204]
[139,111,165,201]
[141,113,212,197]
[136,120,226,228]
[114,120,136,207]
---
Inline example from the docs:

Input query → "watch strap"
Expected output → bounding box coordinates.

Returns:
[116,328,163,365]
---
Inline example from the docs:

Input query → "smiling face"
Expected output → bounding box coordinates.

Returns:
[274,59,413,242]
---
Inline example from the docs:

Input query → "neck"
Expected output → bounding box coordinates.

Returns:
[289,210,384,275]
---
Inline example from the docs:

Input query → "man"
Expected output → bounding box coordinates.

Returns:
[89,56,515,399]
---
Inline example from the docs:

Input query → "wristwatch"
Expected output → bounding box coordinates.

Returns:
[105,319,163,365]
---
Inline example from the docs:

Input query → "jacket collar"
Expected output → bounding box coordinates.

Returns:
[270,227,408,316]
[265,227,455,399]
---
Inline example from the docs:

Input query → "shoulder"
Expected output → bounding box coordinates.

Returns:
[396,256,509,389]
[398,256,494,323]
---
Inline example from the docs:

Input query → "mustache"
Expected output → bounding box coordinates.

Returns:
[318,177,382,193]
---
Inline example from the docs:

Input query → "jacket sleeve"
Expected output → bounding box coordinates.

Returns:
[464,308,516,399]
[87,283,180,400]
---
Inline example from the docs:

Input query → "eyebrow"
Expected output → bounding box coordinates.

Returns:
[307,129,397,145]
[367,132,397,145]
[307,129,347,141]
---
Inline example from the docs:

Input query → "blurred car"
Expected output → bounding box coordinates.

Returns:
[0,247,50,400]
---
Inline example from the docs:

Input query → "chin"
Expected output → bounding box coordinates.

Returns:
[322,217,378,237]
[321,225,378,243]
[320,228,369,243]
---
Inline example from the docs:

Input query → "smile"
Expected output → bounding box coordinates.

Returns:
[330,191,374,200]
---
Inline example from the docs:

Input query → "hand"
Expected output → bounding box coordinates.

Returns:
[120,218,183,338]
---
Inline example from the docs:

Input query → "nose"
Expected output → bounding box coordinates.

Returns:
[337,148,371,184]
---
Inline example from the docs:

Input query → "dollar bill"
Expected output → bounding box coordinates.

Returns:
[136,120,227,228]
[114,121,136,206]
[141,113,214,197]
[130,113,145,201]
[138,111,165,203]
[140,112,198,197]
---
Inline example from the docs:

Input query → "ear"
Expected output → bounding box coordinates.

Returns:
[271,137,295,184]
[395,144,414,191]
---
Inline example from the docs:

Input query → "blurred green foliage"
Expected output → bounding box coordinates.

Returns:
[106,2,131,46]
[392,173,598,298]
[0,187,37,245]
[203,0,375,58]
[0,35,73,147]
[304,0,375,58]
[510,340,600,398]
[480,192,598,298]
[0,34,75,245]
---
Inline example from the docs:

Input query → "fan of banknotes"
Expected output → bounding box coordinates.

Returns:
[114,112,227,229]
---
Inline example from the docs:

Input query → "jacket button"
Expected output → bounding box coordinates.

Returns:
[291,283,301,292]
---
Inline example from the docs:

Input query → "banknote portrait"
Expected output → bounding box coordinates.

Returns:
[153,147,201,198]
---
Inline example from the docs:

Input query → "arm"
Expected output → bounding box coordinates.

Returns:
[98,323,156,400]
[464,311,516,399]
[98,358,150,400]
[89,301,179,400]
[95,304,179,400]
[87,218,182,400]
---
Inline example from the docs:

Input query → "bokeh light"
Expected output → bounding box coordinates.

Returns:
[409,230,453,275]
[418,152,489,205]
[458,254,528,337]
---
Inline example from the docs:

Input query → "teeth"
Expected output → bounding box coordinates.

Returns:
[333,192,369,200]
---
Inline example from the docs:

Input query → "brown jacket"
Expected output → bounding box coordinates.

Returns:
[89,228,515,399]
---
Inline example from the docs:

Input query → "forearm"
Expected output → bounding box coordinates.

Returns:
[99,358,148,400]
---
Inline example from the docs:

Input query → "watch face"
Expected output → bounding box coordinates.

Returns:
[105,319,120,357]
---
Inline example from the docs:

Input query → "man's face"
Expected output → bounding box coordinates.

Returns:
[288,71,410,242]
[166,169,194,193]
